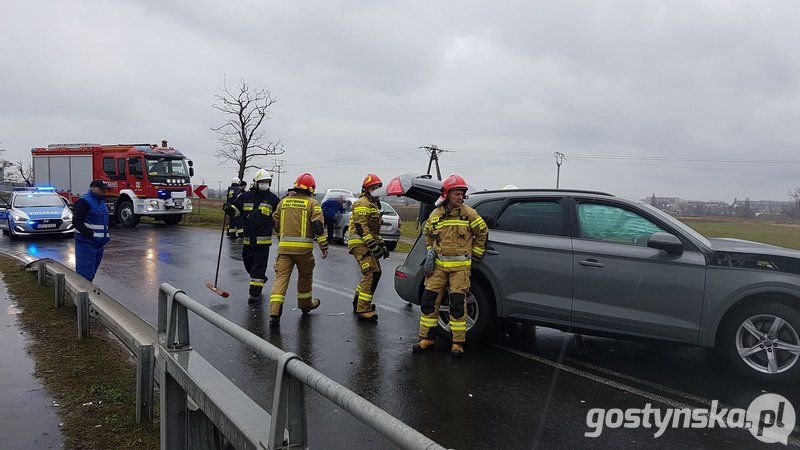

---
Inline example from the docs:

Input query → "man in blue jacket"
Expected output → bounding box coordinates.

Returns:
[73,180,110,282]
[321,195,345,242]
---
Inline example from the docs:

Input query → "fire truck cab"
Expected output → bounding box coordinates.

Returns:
[32,141,194,227]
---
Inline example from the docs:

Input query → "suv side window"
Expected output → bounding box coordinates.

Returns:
[577,202,662,245]
[495,200,562,236]
[473,200,503,221]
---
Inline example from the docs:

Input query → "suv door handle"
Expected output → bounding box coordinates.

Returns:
[579,259,604,268]
[485,247,500,256]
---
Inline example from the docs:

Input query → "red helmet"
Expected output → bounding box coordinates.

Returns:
[292,173,316,195]
[362,173,383,193]
[441,174,468,197]
[436,174,468,206]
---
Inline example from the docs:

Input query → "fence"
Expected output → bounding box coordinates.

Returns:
[6,252,447,450]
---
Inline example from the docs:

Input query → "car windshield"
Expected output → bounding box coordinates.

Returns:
[637,201,711,248]
[145,158,189,176]
[14,194,64,208]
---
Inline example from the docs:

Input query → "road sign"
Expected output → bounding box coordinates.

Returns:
[192,185,207,199]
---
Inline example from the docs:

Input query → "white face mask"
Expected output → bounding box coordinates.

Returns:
[257,182,270,191]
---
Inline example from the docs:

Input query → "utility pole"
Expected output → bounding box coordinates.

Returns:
[271,159,287,194]
[217,181,222,198]
[421,144,448,180]
[554,152,565,188]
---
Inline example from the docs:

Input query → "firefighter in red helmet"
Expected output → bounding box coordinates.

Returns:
[348,173,389,321]
[412,174,488,357]
[268,173,328,326]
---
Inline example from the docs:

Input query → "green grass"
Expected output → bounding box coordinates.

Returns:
[678,217,800,250]
[0,257,160,449]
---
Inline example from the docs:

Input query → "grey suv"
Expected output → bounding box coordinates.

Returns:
[385,174,800,384]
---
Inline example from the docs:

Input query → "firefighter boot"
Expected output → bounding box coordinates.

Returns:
[357,312,378,322]
[300,299,321,315]
[248,294,260,304]
[352,291,375,313]
[412,339,435,352]
[451,343,464,358]
[269,304,282,327]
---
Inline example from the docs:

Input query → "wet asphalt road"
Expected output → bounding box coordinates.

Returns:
[2,225,799,449]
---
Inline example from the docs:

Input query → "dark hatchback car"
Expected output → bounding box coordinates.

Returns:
[383,174,800,384]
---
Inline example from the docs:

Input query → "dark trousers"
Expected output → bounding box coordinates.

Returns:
[324,216,335,241]
[243,245,271,296]
[76,242,104,282]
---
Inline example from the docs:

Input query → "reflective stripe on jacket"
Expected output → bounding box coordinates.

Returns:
[232,188,279,247]
[347,195,383,251]
[74,192,110,247]
[272,193,327,255]
[424,203,488,269]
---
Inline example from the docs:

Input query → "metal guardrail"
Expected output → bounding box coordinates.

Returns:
[2,251,447,450]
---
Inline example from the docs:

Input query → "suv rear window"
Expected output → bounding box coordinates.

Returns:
[495,200,562,236]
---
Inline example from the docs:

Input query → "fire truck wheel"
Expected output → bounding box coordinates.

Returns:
[162,215,182,226]
[117,201,140,228]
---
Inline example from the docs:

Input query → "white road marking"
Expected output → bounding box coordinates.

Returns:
[492,343,800,446]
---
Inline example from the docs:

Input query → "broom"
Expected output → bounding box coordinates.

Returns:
[206,210,231,298]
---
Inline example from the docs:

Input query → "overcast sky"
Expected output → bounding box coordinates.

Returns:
[2,1,799,202]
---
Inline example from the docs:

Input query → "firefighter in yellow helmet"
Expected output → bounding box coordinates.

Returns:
[268,173,329,326]
[349,173,389,322]
[412,174,488,357]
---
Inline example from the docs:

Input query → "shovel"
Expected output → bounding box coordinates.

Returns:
[206,211,231,298]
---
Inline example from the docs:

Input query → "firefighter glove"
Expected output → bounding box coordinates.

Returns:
[81,230,94,238]
[370,244,388,259]
[379,244,390,259]
[423,248,436,277]
[224,204,235,217]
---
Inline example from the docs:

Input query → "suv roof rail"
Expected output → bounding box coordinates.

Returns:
[477,188,614,196]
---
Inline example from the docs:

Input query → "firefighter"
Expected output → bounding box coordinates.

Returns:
[268,173,329,326]
[73,179,111,282]
[224,177,244,238]
[226,169,280,303]
[412,174,488,357]
[348,173,389,322]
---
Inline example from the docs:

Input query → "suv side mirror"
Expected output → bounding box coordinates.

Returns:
[648,232,683,256]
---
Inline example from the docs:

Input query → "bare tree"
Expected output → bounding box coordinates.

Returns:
[211,77,285,180]
[12,158,33,186]
[784,189,800,218]
[0,144,13,182]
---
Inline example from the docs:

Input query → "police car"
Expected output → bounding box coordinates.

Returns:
[0,187,74,239]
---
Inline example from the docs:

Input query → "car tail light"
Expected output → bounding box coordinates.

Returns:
[398,216,402,230]
[386,177,404,196]
[395,270,406,279]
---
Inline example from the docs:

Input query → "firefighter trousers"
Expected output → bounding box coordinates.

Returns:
[242,245,271,296]
[350,246,382,313]
[269,252,316,316]
[419,267,470,343]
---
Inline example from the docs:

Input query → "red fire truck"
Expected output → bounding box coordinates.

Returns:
[32,140,194,227]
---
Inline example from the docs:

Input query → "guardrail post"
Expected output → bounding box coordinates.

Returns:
[136,345,155,424]
[269,353,307,449]
[54,273,65,307]
[37,261,47,285]
[165,290,191,350]
[160,362,188,450]
[77,291,90,339]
